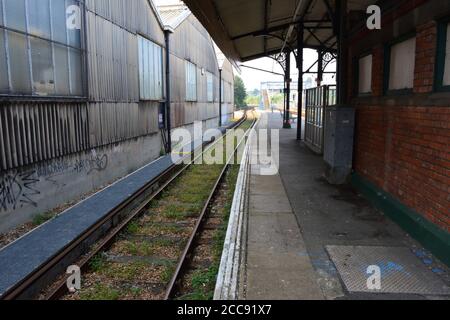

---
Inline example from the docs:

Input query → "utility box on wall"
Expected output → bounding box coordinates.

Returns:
[324,106,355,185]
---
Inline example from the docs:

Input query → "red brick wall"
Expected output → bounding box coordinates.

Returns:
[414,21,437,93]
[353,21,450,232]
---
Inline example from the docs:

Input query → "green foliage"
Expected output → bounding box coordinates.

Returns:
[270,93,285,107]
[245,94,260,106]
[79,284,120,300]
[234,75,247,109]
[32,211,57,226]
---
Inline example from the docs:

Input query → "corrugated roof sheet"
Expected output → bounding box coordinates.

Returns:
[157,3,191,29]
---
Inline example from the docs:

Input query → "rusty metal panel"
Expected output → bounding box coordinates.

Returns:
[0,101,89,171]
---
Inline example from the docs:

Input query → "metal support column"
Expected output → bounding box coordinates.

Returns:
[219,68,222,127]
[297,23,304,140]
[317,50,323,87]
[336,0,348,105]
[283,51,292,129]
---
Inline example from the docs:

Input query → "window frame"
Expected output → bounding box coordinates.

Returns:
[0,0,87,100]
[383,32,416,96]
[435,16,450,92]
[206,71,214,102]
[357,52,373,96]
[185,60,197,102]
[137,34,164,101]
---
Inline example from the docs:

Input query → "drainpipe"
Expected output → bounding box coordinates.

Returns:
[336,0,348,105]
[219,68,222,127]
[164,29,173,152]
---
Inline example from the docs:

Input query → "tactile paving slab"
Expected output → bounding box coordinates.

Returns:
[326,246,450,295]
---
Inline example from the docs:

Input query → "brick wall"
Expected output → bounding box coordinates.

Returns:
[414,21,437,93]
[352,21,450,232]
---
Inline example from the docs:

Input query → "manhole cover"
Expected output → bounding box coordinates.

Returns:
[326,246,450,295]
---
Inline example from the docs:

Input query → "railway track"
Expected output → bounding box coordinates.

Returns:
[2,112,255,300]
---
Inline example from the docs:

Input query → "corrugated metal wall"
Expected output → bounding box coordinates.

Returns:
[169,15,233,129]
[85,0,165,45]
[88,102,159,147]
[0,0,233,172]
[0,102,89,171]
[85,0,161,147]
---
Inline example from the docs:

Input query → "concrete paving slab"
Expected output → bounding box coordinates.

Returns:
[250,175,286,196]
[243,113,324,300]
[250,194,293,213]
[246,268,324,300]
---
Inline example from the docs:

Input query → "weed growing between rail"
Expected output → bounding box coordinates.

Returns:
[62,118,253,300]
[175,163,240,300]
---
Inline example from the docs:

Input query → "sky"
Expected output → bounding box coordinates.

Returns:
[237,49,337,92]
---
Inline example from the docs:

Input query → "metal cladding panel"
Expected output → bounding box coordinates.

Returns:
[0,102,89,171]
[85,0,165,45]
[88,101,159,148]
[86,12,139,103]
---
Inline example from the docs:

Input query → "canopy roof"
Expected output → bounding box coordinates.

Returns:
[183,0,376,65]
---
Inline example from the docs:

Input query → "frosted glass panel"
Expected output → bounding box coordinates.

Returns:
[66,0,81,48]
[186,61,197,101]
[207,72,213,102]
[54,43,70,95]
[69,48,82,95]
[0,30,9,92]
[7,31,31,93]
[443,23,450,86]
[31,37,55,95]
[4,0,26,32]
[138,35,163,100]
[51,0,68,44]
[0,0,4,26]
[0,0,83,96]
[27,0,51,39]
[358,55,372,93]
[389,37,416,90]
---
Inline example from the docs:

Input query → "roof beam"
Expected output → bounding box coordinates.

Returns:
[231,19,333,41]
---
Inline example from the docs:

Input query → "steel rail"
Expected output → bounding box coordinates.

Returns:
[1,114,248,301]
[164,115,257,300]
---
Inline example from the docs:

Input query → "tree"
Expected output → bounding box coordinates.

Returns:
[234,75,247,109]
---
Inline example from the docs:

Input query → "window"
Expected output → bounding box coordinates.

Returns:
[358,54,372,94]
[387,36,416,92]
[185,60,197,101]
[206,71,213,102]
[138,35,163,100]
[0,0,84,97]
[435,19,450,91]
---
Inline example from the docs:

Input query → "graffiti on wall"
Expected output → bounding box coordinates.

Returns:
[0,152,109,212]
[73,154,108,174]
[0,171,40,211]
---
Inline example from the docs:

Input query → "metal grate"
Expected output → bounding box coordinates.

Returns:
[326,246,450,296]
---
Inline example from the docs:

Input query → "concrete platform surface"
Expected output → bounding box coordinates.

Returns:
[241,112,450,300]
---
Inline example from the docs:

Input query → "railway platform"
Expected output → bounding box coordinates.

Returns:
[239,112,450,300]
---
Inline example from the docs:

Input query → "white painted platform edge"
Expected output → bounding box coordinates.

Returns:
[214,117,260,300]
